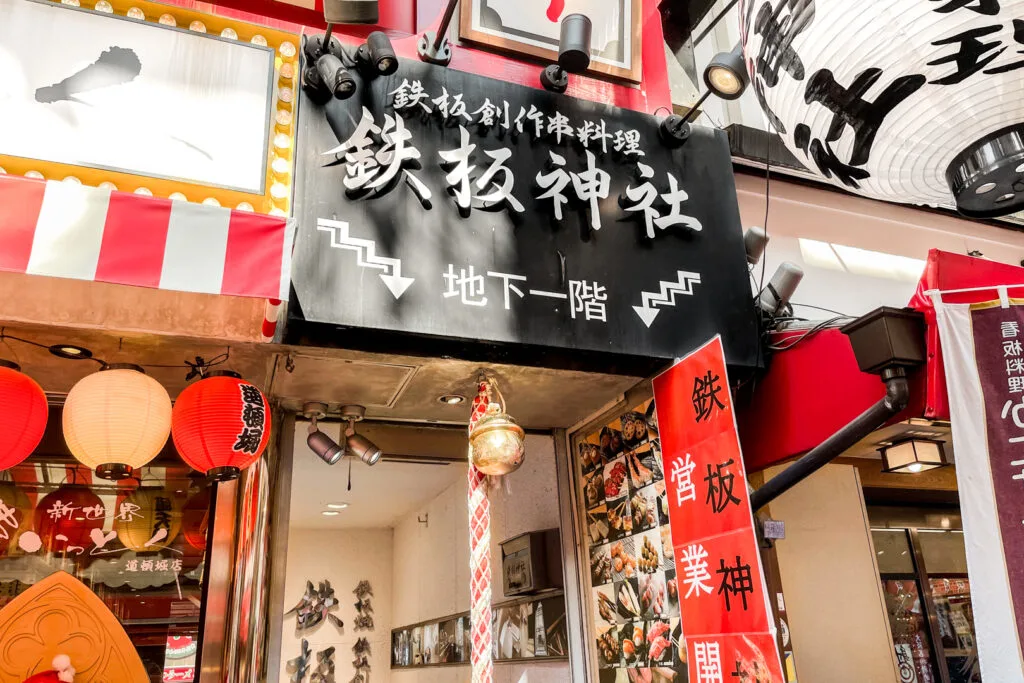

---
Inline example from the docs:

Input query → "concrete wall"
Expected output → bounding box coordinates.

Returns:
[765,463,899,683]
[390,434,570,683]
[279,528,394,683]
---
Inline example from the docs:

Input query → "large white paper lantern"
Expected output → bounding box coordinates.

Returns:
[63,365,172,480]
[740,0,1024,217]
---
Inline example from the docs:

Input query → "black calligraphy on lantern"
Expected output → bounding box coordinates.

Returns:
[692,369,725,423]
[747,0,817,134]
[929,20,1024,84]
[930,0,1000,14]
[234,384,266,455]
[716,555,755,612]
[704,459,742,514]
[795,68,926,188]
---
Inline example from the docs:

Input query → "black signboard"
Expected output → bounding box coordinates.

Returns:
[288,58,759,374]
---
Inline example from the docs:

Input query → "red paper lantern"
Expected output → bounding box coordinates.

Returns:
[0,361,47,471]
[172,373,271,481]
[34,485,104,553]
[182,488,211,551]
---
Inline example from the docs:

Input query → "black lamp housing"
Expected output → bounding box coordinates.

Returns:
[879,438,949,474]
[357,31,399,76]
[301,34,356,103]
[841,307,927,376]
[323,0,379,24]
[703,44,749,100]
[541,13,593,94]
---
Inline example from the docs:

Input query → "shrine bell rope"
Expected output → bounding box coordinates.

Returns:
[468,380,493,683]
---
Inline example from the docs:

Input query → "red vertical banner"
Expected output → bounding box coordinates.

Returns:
[653,336,785,683]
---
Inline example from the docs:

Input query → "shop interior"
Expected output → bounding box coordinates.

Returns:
[279,419,570,683]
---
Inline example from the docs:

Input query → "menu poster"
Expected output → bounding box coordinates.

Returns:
[576,398,686,682]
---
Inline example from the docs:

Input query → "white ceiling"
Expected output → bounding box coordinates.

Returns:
[289,420,468,529]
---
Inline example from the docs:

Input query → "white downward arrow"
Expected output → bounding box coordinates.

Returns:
[317,218,415,301]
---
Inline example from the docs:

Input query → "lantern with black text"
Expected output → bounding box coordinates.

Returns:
[740,0,1024,218]
[115,488,183,552]
[0,361,47,471]
[34,485,104,553]
[172,373,271,481]
[62,365,172,480]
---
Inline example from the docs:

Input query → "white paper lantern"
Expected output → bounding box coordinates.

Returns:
[740,0,1024,218]
[63,365,172,480]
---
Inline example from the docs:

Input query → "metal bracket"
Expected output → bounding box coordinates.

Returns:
[417,31,452,66]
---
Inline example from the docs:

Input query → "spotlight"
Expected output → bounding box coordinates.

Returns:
[341,404,382,466]
[316,53,356,99]
[439,394,466,405]
[304,402,345,465]
[541,13,592,94]
[758,262,804,316]
[744,227,770,265]
[704,44,749,100]
[357,31,398,76]
[323,0,379,24]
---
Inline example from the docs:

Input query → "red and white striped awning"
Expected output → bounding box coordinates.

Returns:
[0,174,295,301]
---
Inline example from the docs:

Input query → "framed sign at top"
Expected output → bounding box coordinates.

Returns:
[0,0,274,194]
[459,0,643,82]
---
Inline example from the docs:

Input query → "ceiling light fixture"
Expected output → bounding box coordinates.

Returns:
[342,405,382,466]
[879,438,950,474]
[439,394,466,405]
[322,510,340,517]
[48,344,94,360]
[327,502,349,510]
[304,402,345,466]
[541,13,593,94]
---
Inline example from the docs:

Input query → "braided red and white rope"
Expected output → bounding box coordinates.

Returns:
[468,381,493,683]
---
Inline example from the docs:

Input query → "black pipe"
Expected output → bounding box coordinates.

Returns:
[693,0,740,46]
[749,367,911,511]
[433,0,459,52]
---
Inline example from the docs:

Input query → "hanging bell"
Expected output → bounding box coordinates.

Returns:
[469,403,526,475]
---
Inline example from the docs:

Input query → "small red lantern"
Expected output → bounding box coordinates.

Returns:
[0,361,48,471]
[182,487,211,551]
[172,372,271,481]
[34,485,104,553]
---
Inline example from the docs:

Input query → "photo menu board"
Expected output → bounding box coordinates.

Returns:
[576,399,685,682]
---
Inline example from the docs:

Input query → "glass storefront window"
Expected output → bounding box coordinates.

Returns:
[0,407,213,682]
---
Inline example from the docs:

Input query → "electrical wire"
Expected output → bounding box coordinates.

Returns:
[767,315,856,352]
[790,302,853,318]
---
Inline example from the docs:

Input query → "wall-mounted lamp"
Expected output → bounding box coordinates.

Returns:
[540,14,593,94]
[342,405,382,466]
[879,438,949,474]
[757,262,804,316]
[659,44,751,147]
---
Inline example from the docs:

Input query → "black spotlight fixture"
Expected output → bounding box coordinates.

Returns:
[659,43,750,148]
[357,31,399,76]
[341,404,382,466]
[323,0,379,24]
[304,402,345,465]
[541,13,593,94]
[301,33,356,103]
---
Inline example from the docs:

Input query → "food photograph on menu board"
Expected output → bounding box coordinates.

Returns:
[575,398,687,682]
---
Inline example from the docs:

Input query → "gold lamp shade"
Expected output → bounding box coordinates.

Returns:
[115,489,183,552]
[470,403,526,476]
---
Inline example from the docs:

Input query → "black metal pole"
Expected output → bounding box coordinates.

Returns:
[693,0,740,47]
[433,0,460,52]
[681,89,713,124]
[323,22,334,48]
[749,368,910,512]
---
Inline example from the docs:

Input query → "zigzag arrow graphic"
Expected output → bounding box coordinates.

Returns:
[317,218,415,300]
[632,271,702,328]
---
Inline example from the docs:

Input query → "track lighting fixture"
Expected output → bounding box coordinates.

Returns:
[541,13,593,94]
[304,402,345,465]
[342,405,382,465]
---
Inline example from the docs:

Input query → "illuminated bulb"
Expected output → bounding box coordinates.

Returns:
[271,157,290,178]
[158,13,176,26]
[277,87,294,105]
[61,0,81,6]
[220,27,238,39]
[906,462,924,474]
[25,171,44,180]
[63,176,82,184]
[134,187,153,196]
[279,62,295,82]
[235,202,254,212]
[250,34,268,47]
[0,167,6,174]
[94,0,113,11]
[274,133,292,155]
[275,109,293,131]
[322,510,340,517]
[189,20,206,33]
[269,207,287,217]
[327,503,349,510]
[169,192,188,201]
[270,182,289,205]
[126,6,144,19]
[707,67,743,97]
[97,181,117,191]
[202,197,221,207]
[279,41,297,60]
